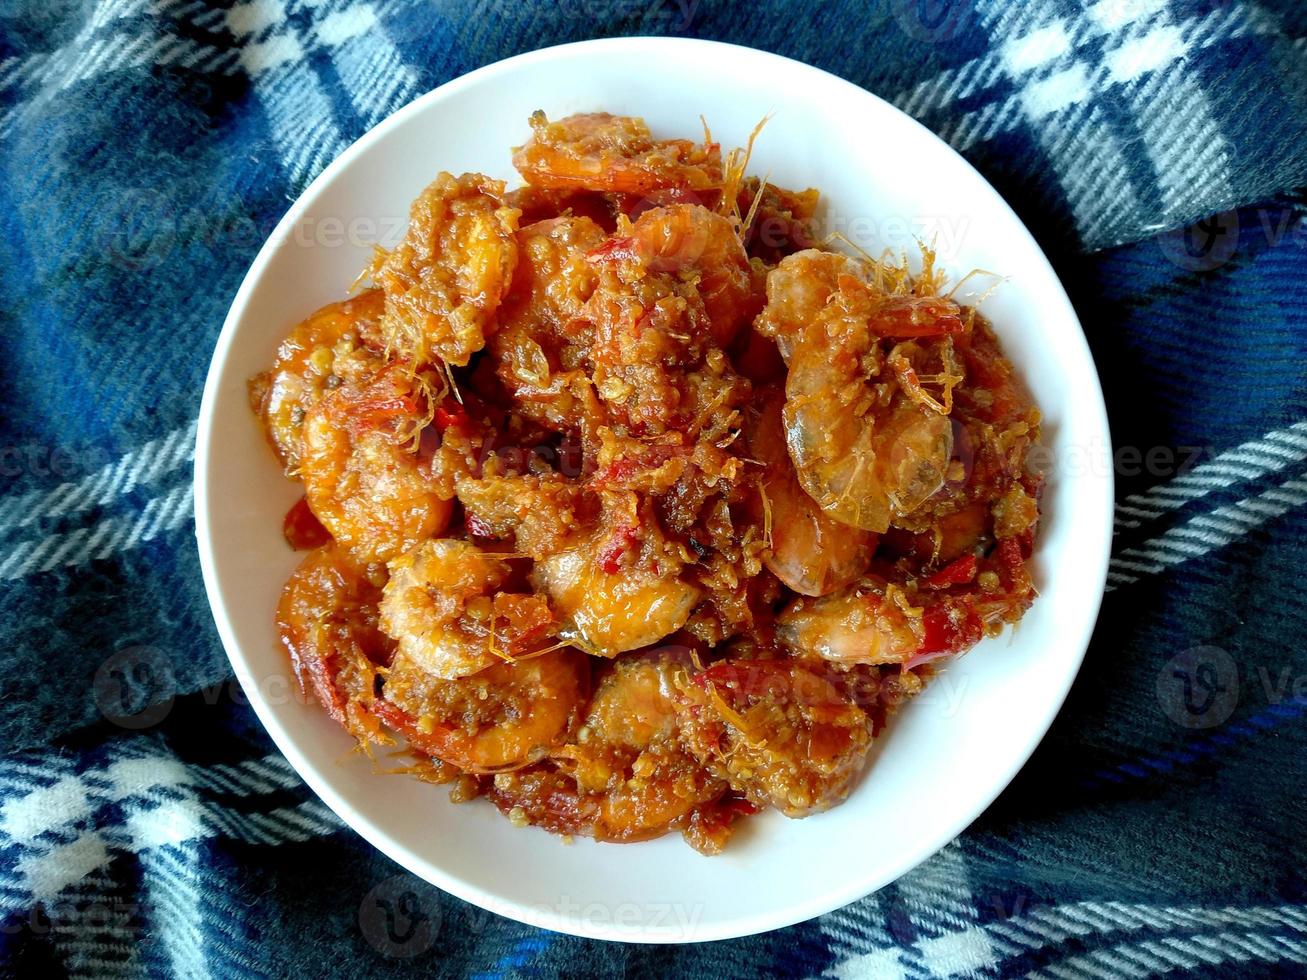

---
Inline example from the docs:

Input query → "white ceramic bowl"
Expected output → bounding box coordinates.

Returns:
[196,37,1112,942]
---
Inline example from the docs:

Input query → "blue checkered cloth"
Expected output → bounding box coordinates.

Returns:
[2,1,1305,976]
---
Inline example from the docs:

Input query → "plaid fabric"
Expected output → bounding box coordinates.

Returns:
[2,1,1306,976]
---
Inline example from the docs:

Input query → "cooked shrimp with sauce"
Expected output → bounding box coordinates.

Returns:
[249,111,1043,853]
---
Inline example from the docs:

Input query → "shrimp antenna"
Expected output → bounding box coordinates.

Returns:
[486,609,514,663]
[507,638,573,662]
[700,678,764,748]
[699,114,713,146]
[911,235,953,297]
[350,250,384,295]
[396,368,438,451]
[823,230,877,268]
[719,113,773,227]
[740,172,771,240]
[442,359,464,405]
[948,269,1008,307]
[945,267,1001,299]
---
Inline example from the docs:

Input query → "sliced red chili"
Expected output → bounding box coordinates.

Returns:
[434,401,470,433]
[995,536,1027,577]
[925,553,977,588]
[693,659,790,698]
[282,496,331,550]
[916,602,984,657]
[597,524,639,574]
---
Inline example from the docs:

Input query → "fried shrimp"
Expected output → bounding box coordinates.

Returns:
[300,365,453,563]
[376,649,589,773]
[276,545,390,743]
[490,215,607,436]
[455,473,595,559]
[248,290,387,473]
[681,655,874,817]
[527,491,702,656]
[620,204,757,347]
[745,386,877,596]
[252,110,1044,853]
[379,538,557,679]
[369,172,521,367]
[532,534,701,656]
[777,534,1040,668]
[756,249,961,532]
[488,650,731,848]
[775,579,923,666]
[512,111,722,195]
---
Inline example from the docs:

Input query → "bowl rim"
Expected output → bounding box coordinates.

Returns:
[195,35,1113,943]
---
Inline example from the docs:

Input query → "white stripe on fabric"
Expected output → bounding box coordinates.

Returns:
[822,897,1307,979]
[1086,0,1168,34]
[897,842,1017,977]
[0,419,197,535]
[1038,98,1141,248]
[818,878,905,978]
[187,754,301,797]
[0,776,93,844]
[908,0,1266,123]
[916,924,1009,977]
[314,5,378,47]
[898,842,983,936]
[0,0,155,136]
[1003,21,1073,74]
[12,833,110,904]
[250,55,348,190]
[168,0,209,21]
[40,870,141,980]
[224,2,349,191]
[1107,24,1186,82]
[891,1,1277,249]
[140,842,210,980]
[102,755,194,802]
[1030,930,1307,978]
[823,947,907,979]
[975,0,1057,36]
[327,26,419,133]
[979,1,1133,250]
[226,0,286,37]
[1108,474,1307,589]
[1115,11,1233,228]
[0,748,315,853]
[0,482,194,581]
[196,798,340,848]
[1114,421,1307,530]
[0,741,342,915]
[0,55,28,91]
[317,3,420,135]
[892,50,1005,120]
